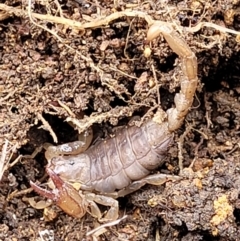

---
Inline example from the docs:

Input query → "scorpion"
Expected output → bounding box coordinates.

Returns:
[30,21,198,221]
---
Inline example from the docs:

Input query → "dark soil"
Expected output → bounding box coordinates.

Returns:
[0,0,240,240]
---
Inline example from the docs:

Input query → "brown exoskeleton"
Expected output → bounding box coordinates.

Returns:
[30,21,198,221]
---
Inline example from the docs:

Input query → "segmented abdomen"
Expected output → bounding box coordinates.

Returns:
[86,120,173,193]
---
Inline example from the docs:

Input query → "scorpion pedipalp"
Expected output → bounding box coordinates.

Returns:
[30,168,88,218]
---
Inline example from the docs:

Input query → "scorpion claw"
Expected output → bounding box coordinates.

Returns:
[30,180,56,201]
[46,167,65,189]
[30,168,88,218]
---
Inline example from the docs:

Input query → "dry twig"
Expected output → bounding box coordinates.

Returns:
[0,140,8,181]
[0,3,240,37]
[37,113,58,143]
[86,215,127,236]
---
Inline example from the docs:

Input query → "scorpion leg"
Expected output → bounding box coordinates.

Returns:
[117,173,181,197]
[147,22,198,131]
[85,193,119,222]
[44,128,93,161]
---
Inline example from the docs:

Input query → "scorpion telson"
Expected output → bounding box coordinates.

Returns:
[30,21,198,221]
